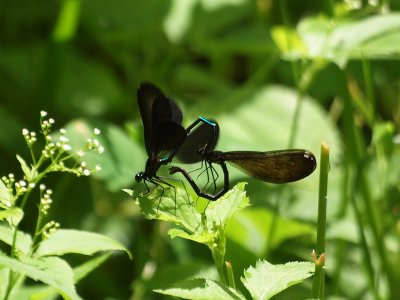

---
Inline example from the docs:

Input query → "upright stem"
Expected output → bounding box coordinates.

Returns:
[311,143,330,299]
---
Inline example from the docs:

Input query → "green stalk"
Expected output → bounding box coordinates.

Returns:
[210,227,227,285]
[225,261,236,290]
[311,142,330,299]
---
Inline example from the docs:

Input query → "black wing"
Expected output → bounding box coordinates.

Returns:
[221,149,316,183]
[152,120,187,163]
[177,119,219,163]
[137,82,183,155]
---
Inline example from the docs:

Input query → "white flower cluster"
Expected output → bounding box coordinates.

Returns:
[86,135,105,154]
[39,184,53,215]
[41,220,60,240]
[22,129,37,145]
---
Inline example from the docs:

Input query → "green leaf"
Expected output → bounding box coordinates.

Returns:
[64,120,145,191]
[34,229,131,259]
[0,207,23,227]
[155,278,246,300]
[241,260,314,300]
[0,224,32,254]
[20,254,113,300]
[133,183,249,247]
[217,85,342,220]
[16,154,37,182]
[204,182,249,231]
[274,13,400,67]
[226,208,315,256]
[0,252,81,300]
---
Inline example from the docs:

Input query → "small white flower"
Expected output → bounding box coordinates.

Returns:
[95,164,102,171]
[77,150,84,157]
[81,161,87,167]
[19,180,27,187]
[60,128,66,134]
[40,111,48,117]
[46,135,52,141]
[62,144,72,151]
[98,146,105,154]
[59,136,69,143]
[49,118,55,124]
[83,169,90,176]
[29,183,36,188]
[22,129,29,136]
[94,128,101,135]
[40,184,46,190]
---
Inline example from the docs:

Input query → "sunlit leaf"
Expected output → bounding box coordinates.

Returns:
[0,224,32,254]
[0,252,81,300]
[0,207,23,227]
[34,229,131,259]
[241,260,314,300]
[155,278,246,300]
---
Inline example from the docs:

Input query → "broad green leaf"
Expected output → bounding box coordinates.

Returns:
[241,260,314,300]
[22,253,113,300]
[0,207,23,226]
[273,13,400,67]
[164,0,246,43]
[0,224,32,254]
[217,85,342,221]
[155,278,246,300]
[146,262,219,290]
[130,183,249,246]
[51,51,127,118]
[64,120,145,191]
[0,252,81,300]
[205,182,249,230]
[34,229,131,258]
[226,208,315,256]
[129,185,199,228]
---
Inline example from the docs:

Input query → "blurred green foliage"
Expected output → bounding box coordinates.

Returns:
[0,0,399,299]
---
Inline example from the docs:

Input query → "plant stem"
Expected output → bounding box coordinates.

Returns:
[210,227,227,285]
[225,261,236,290]
[311,142,330,300]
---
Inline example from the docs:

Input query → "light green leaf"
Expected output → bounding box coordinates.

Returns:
[241,260,314,300]
[64,120,145,191]
[274,13,400,67]
[0,252,81,300]
[0,224,32,254]
[134,185,201,231]
[133,183,249,247]
[16,154,37,182]
[226,208,315,256]
[205,182,249,231]
[155,278,246,300]
[218,85,341,221]
[34,229,131,258]
[22,253,113,300]
[0,207,23,226]
[16,155,31,179]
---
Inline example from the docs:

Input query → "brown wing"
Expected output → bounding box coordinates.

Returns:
[221,149,316,183]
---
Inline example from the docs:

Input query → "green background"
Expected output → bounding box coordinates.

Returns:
[1,0,399,299]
